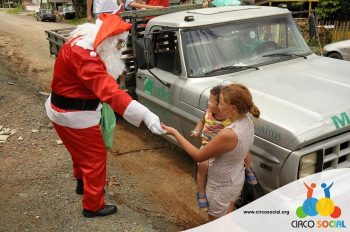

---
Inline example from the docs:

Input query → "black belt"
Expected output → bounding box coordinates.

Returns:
[51,92,100,111]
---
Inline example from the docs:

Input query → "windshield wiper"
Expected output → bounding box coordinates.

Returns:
[204,65,259,75]
[262,53,308,59]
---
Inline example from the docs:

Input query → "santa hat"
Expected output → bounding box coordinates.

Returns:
[89,14,132,57]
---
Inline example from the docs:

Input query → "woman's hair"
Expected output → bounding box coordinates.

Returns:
[221,83,260,118]
[210,85,222,103]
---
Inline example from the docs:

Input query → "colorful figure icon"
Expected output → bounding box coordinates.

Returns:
[304,182,316,198]
[321,182,334,198]
[296,182,341,219]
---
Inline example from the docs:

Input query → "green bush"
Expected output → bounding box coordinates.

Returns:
[6,5,24,14]
[316,0,350,20]
[65,18,87,25]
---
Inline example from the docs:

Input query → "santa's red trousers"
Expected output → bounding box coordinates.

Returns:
[53,122,106,212]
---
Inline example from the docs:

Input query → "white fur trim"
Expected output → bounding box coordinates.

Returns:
[69,23,99,51]
[75,39,94,50]
[123,100,150,127]
[45,95,102,129]
[96,18,103,28]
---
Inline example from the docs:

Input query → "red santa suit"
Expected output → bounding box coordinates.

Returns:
[147,0,169,7]
[45,14,163,213]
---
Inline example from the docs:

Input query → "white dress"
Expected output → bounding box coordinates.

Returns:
[206,115,254,217]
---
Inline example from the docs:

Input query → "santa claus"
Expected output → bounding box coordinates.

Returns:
[45,14,165,218]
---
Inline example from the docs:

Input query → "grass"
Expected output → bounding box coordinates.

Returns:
[6,6,24,14]
[65,17,87,25]
[307,39,324,55]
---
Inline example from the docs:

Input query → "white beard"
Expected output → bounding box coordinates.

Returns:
[96,32,128,80]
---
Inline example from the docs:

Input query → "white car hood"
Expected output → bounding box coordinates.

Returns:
[219,55,350,150]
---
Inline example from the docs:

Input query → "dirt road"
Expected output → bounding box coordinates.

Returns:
[0,11,207,231]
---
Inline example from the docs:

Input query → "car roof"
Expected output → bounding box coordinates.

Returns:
[148,6,290,28]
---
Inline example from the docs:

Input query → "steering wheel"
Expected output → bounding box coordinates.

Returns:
[240,30,258,47]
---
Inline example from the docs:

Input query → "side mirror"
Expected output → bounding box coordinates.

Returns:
[135,37,154,70]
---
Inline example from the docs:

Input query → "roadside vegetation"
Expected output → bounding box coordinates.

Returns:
[6,5,23,14]
[316,0,350,21]
[65,18,86,25]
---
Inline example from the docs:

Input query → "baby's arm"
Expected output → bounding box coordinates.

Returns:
[191,117,205,138]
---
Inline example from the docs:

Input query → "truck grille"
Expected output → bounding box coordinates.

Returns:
[322,140,350,170]
[318,132,350,171]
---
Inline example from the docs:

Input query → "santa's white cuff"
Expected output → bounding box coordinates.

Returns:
[123,100,150,127]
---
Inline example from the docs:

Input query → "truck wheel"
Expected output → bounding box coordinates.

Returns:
[234,179,265,209]
[328,52,343,60]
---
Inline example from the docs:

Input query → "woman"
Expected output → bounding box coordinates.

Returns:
[161,83,260,221]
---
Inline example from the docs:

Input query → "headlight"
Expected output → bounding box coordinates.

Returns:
[299,152,317,178]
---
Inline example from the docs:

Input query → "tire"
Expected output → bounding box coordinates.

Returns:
[234,179,265,209]
[328,52,343,60]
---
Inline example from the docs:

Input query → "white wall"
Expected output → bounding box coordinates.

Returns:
[25,4,40,12]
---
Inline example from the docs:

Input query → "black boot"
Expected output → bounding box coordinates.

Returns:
[82,205,118,218]
[76,179,83,195]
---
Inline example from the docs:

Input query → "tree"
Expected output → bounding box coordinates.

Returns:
[316,0,350,21]
[72,0,86,19]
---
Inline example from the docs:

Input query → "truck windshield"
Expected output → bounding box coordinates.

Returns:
[182,15,311,77]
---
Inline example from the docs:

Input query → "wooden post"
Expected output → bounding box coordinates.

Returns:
[308,1,311,17]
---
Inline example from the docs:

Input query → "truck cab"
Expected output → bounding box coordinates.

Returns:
[133,6,350,194]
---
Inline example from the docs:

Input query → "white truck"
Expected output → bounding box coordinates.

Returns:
[46,5,350,204]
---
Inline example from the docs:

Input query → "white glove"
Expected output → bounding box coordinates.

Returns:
[143,111,166,135]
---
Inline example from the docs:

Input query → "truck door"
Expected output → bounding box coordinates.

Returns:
[136,28,185,132]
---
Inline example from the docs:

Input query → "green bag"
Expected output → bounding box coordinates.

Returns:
[101,103,116,149]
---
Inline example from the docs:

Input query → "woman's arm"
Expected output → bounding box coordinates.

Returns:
[198,129,237,161]
[129,2,163,9]
[162,125,237,162]
[87,0,93,22]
